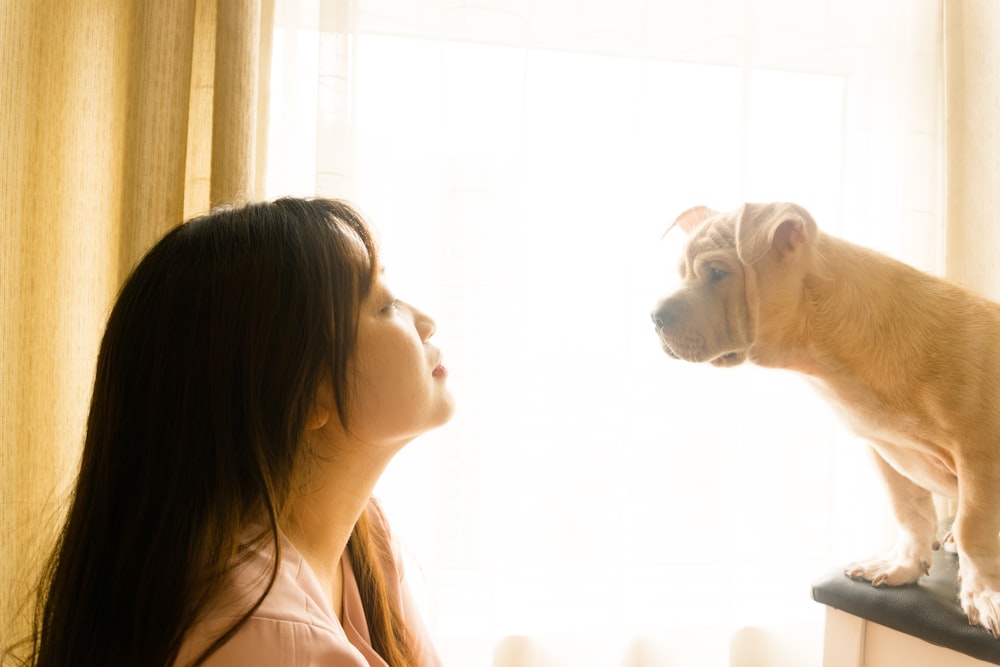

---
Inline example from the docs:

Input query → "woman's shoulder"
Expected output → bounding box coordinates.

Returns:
[176,528,361,666]
[177,614,369,666]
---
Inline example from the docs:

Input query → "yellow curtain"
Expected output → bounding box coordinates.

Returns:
[0,0,274,644]
[945,0,1000,299]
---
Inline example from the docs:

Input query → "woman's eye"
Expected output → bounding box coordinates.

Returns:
[381,299,400,313]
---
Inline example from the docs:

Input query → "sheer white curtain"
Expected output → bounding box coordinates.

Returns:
[266,2,943,665]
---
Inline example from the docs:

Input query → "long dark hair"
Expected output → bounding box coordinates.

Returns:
[16,198,419,666]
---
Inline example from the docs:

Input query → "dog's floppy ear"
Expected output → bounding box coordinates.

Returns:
[736,202,816,265]
[663,206,718,239]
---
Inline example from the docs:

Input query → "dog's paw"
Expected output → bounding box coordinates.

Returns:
[962,589,1000,638]
[844,555,929,587]
[960,560,1000,637]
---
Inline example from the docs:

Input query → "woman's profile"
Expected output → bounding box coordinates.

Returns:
[16,197,454,666]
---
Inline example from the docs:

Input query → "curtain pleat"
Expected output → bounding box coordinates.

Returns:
[211,0,264,208]
[0,0,273,645]
[255,0,276,200]
[119,1,199,274]
[944,0,1000,300]
[184,0,220,218]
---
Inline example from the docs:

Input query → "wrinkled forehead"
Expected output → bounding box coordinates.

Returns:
[684,215,736,262]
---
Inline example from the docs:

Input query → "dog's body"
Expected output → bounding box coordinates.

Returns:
[652,202,1000,635]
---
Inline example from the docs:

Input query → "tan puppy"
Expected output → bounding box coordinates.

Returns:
[651,202,1000,636]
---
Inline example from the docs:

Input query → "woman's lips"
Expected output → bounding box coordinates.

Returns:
[432,361,447,377]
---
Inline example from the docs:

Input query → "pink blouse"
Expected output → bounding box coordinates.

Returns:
[175,504,442,667]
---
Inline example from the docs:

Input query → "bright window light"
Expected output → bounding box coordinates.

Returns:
[267,28,855,648]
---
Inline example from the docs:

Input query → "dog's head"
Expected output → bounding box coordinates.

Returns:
[651,202,818,367]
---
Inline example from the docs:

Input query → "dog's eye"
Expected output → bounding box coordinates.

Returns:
[710,267,729,282]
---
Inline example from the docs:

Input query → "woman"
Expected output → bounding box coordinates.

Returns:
[22,198,454,666]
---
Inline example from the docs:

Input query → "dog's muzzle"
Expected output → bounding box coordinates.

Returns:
[650,299,745,366]
[650,302,682,359]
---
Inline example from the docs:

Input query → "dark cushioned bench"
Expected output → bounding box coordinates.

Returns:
[812,549,1000,665]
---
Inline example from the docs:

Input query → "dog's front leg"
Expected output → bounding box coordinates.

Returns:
[952,463,1000,637]
[845,445,937,586]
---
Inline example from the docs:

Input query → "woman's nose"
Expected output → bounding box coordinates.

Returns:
[411,305,436,341]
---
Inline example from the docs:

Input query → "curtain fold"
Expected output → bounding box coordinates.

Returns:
[0,0,273,645]
[211,0,268,207]
[944,0,1000,300]
[120,1,199,273]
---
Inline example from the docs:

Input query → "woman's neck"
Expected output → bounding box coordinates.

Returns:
[282,437,396,620]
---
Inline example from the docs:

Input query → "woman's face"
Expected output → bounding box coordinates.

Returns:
[343,275,455,448]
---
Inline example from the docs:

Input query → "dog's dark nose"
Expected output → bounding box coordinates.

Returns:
[651,302,676,329]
